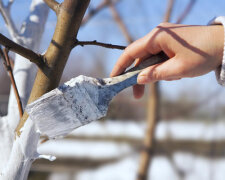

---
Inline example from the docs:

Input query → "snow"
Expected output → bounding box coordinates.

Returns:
[76,156,179,180]
[38,140,132,159]
[38,119,225,180]
[77,157,138,180]
[71,120,145,139]
[75,155,225,180]
[70,119,225,141]
[155,120,225,140]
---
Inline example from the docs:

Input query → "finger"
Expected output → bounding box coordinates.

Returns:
[137,56,184,84]
[110,38,149,77]
[133,84,145,99]
[111,31,162,77]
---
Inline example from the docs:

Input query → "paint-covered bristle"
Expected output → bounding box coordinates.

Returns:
[26,75,108,138]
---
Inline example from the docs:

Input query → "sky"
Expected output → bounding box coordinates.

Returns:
[1,0,225,103]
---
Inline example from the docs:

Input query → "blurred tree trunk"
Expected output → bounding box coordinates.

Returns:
[137,83,160,180]
[136,0,174,180]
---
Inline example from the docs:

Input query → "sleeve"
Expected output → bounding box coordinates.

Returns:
[208,16,225,86]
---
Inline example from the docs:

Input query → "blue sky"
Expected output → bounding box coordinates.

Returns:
[1,0,225,103]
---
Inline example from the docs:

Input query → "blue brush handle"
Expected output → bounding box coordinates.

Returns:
[103,52,168,97]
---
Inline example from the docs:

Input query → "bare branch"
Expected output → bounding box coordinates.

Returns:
[75,39,126,50]
[163,0,174,22]
[82,0,120,25]
[176,0,196,24]
[44,0,60,14]
[109,3,133,43]
[0,47,23,118]
[0,33,45,69]
[137,1,175,180]
[6,0,14,10]
[0,0,19,42]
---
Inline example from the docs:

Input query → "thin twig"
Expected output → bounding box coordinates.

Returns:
[82,0,120,25]
[175,0,196,24]
[75,39,126,50]
[0,0,19,42]
[6,0,14,9]
[109,3,133,43]
[44,0,60,14]
[0,47,23,118]
[163,0,174,22]
[0,33,45,69]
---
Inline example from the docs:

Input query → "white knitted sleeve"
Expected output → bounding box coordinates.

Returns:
[208,16,225,86]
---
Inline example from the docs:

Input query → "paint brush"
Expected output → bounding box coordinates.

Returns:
[26,52,168,139]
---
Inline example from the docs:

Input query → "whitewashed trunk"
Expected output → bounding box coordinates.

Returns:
[0,0,49,179]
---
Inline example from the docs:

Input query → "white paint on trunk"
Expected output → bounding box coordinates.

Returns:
[7,0,49,130]
[1,118,40,180]
[0,0,49,179]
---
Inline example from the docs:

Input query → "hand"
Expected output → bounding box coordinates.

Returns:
[110,23,224,98]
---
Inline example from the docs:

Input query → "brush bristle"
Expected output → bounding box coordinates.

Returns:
[26,75,108,138]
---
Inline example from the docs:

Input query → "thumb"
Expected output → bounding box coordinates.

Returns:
[137,56,184,84]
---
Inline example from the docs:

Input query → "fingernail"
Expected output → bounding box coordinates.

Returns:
[137,75,148,84]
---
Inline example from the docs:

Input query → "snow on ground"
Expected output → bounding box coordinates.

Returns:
[48,154,225,180]
[156,120,225,140]
[70,120,145,139]
[38,140,132,159]
[66,119,225,141]
[66,154,225,180]
[38,119,225,180]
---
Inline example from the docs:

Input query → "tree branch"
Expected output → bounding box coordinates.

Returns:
[0,33,45,69]
[0,47,23,118]
[75,39,126,50]
[82,0,120,25]
[44,0,60,14]
[176,0,196,24]
[109,3,133,43]
[0,0,20,42]
[163,0,174,22]
[6,0,14,9]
